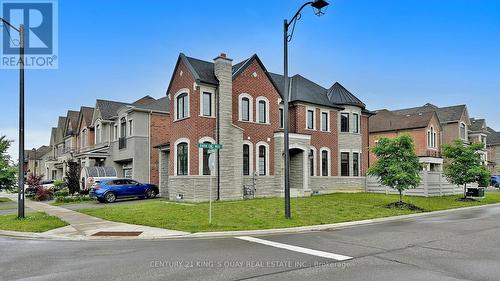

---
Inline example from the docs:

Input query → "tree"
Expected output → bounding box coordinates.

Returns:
[368,135,422,203]
[65,161,80,195]
[0,135,17,191]
[442,140,491,198]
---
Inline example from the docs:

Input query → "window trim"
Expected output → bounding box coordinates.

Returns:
[340,112,350,133]
[319,147,331,177]
[309,146,317,176]
[198,137,215,176]
[340,151,350,177]
[320,110,330,132]
[238,93,253,122]
[427,126,437,149]
[256,96,270,124]
[199,87,215,118]
[459,122,467,140]
[174,138,190,176]
[306,107,316,130]
[352,152,360,177]
[95,121,101,144]
[173,88,190,121]
[352,113,359,134]
[243,140,254,176]
[256,141,270,176]
[128,119,133,137]
[279,106,284,129]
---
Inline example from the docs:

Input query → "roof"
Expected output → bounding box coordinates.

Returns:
[79,106,94,127]
[132,95,156,105]
[487,128,500,145]
[49,127,57,146]
[96,99,130,120]
[55,116,67,144]
[369,110,436,133]
[28,145,51,160]
[392,103,467,124]
[469,118,487,133]
[135,96,170,112]
[327,82,366,108]
[65,110,80,136]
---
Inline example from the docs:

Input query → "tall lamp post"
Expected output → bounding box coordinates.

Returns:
[283,0,329,219]
[1,18,25,218]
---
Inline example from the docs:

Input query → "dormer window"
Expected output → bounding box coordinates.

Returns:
[428,126,437,148]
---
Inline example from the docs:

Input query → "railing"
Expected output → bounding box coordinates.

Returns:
[421,149,440,158]
[119,137,127,150]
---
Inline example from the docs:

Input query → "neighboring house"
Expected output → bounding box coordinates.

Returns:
[153,52,373,202]
[369,109,443,171]
[48,116,67,180]
[468,118,488,165]
[487,127,500,174]
[25,146,51,178]
[75,106,97,166]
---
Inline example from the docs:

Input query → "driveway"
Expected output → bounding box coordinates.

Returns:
[2,203,500,280]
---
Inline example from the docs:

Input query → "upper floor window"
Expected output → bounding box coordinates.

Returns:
[341,152,350,176]
[321,111,329,132]
[202,92,212,117]
[176,92,189,120]
[177,142,188,176]
[341,113,350,133]
[307,109,314,129]
[353,113,359,133]
[128,120,133,136]
[279,107,284,129]
[120,117,126,138]
[113,125,118,140]
[95,124,101,144]
[460,122,467,140]
[258,100,267,123]
[243,144,250,176]
[353,152,360,177]
[428,126,436,148]
[81,128,87,147]
[241,97,250,121]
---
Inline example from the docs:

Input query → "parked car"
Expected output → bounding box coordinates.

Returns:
[89,178,158,203]
[491,176,500,188]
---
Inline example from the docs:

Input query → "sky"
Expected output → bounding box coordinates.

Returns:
[1,0,499,160]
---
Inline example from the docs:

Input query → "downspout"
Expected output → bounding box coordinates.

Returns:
[216,87,220,201]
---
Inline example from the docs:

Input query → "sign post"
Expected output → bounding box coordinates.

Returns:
[198,143,223,224]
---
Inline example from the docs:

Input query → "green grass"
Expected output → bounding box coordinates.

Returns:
[0,197,12,203]
[78,192,500,233]
[51,196,96,206]
[0,212,68,232]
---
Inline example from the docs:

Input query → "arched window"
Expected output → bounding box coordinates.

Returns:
[256,97,269,124]
[202,141,211,175]
[428,126,436,148]
[81,128,87,148]
[243,144,250,176]
[258,145,266,175]
[320,148,331,176]
[241,97,250,121]
[177,142,188,175]
[309,149,315,176]
[95,124,101,144]
[176,93,189,120]
[120,117,126,138]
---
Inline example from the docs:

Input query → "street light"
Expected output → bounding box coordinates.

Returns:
[1,18,25,218]
[283,0,329,219]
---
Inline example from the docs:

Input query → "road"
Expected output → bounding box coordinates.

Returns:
[2,205,500,281]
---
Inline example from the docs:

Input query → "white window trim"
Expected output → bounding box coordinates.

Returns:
[340,149,351,176]
[320,110,330,132]
[174,88,190,121]
[279,105,284,129]
[427,126,437,149]
[174,138,190,176]
[81,128,87,148]
[319,147,331,176]
[199,87,216,118]
[238,93,254,122]
[94,121,101,144]
[306,107,316,130]
[128,119,133,137]
[310,146,317,176]
[352,151,361,177]
[198,137,216,176]
[459,122,467,140]
[352,113,360,134]
[243,140,254,176]
[113,124,118,141]
[256,96,270,124]
[256,141,270,176]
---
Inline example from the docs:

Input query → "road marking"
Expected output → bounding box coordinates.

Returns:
[236,236,353,261]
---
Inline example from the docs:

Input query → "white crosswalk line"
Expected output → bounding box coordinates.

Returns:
[236,236,353,261]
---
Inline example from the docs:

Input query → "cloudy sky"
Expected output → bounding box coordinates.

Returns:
[1,0,499,160]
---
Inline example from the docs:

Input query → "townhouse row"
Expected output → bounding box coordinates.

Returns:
[28,52,500,201]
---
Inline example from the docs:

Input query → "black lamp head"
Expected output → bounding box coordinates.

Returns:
[311,0,329,10]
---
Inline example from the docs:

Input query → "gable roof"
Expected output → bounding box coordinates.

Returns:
[488,130,500,145]
[135,96,170,112]
[64,110,80,136]
[78,106,94,128]
[469,118,487,133]
[95,99,131,120]
[132,95,156,106]
[369,109,437,133]
[392,103,467,124]
[55,116,67,144]
[49,127,57,146]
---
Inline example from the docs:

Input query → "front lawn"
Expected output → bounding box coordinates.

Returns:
[78,192,500,233]
[0,212,68,232]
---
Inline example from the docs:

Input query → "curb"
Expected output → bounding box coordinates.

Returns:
[1,203,500,241]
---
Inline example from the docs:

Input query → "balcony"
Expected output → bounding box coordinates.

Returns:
[119,137,127,150]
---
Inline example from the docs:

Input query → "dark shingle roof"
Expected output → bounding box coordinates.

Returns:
[96,99,130,120]
[132,95,156,105]
[55,117,67,143]
[184,55,219,85]
[80,106,94,127]
[369,110,436,133]
[66,110,80,136]
[469,118,486,132]
[393,103,467,124]
[487,127,500,145]
[49,127,57,146]
[327,82,366,108]
[136,96,170,112]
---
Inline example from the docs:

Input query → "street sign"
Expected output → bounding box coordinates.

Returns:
[198,143,223,150]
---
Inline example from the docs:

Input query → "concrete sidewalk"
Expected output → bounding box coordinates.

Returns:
[0,193,188,240]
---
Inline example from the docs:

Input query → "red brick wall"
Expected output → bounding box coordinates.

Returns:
[76,118,94,151]
[149,113,170,185]
[232,60,281,175]
[167,60,217,175]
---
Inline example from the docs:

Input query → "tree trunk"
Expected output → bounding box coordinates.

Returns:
[399,190,403,203]
[463,183,467,199]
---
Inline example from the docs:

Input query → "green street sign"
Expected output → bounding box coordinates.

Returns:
[198,143,223,150]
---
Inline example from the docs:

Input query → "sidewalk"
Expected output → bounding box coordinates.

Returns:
[0,193,188,240]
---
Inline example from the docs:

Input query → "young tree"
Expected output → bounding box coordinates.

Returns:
[0,135,17,191]
[368,135,422,203]
[442,140,491,198]
[65,161,80,195]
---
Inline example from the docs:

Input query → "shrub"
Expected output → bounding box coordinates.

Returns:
[55,195,95,204]
[33,188,53,201]
[54,189,69,197]
[53,180,66,190]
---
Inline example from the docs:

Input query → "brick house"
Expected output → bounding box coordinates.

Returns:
[487,127,500,174]
[369,109,443,171]
[153,53,373,202]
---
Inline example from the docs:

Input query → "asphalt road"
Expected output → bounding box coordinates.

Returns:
[2,205,500,281]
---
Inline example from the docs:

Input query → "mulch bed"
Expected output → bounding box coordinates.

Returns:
[386,202,425,212]
[456,197,477,202]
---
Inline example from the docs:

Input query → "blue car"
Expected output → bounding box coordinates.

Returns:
[492,176,500,188]
[89,178,158,203]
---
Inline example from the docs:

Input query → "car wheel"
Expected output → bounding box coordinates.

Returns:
[145,188,156,199]
[104,192,116,203]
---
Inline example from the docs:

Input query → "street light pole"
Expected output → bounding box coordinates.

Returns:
[1,18,25,218]
[283,0,329,219]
